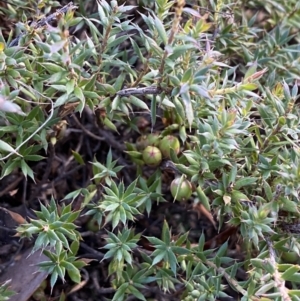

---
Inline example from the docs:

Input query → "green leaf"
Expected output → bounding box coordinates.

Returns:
[20,159,35,180]
[129,285,147,301]
[54,93,69,108]
[70,240,80,255]
[180,85,193,131]
[0,140,20,155]
[153,15,167,45]
[255,281,275,295]
[130,38,145,63]
[190,84,210,98]
[71,150,85,165]
[182,68,193,83]
[161,220,170,245]
[41,62,65,73]
[281,266,300,281]
[103,117,118,132]
[50,272,58,292]
[196,186,210,211]
[126,96,149,110]
[263,180,273,202]
[234,177,258,189]
[231,190,250,203]
[112,283,129,301]
[168,249,178,275]
[113,73,125,91]
[289,290,300,297]
[239,83,257,91]
[97,83,115,94]
[151,250,165,266]
[168,44,195,60]
[51,85,67,92]
[66,79,75,95]
[216,241,228,258]
[280,198,300,214]
[244,61,257,79]
[66,264,81,283]
[74,87,84,102]
[23,155,45,161]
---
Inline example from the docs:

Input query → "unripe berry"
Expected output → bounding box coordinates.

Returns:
[142,146,162,166]
[136,133,160,151]
[170,177,192,201]
[147,133,160,146]
[86,218,100,232]
[136,135,148,151]
[159,135,180,158]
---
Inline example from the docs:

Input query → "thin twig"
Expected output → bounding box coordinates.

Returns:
[0,176,23,197]
[117,86,161,96]
[98,129,125,151]
[67,268,89,296]
[51,165,84,185]
[205,260,261,301]
[0,225,16,234]
[266,237,291,301]
[79,242,105,260]
[72,114,105,142]
[9,2,78,47]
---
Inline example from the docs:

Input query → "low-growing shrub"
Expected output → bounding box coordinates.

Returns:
[1,0,300,300]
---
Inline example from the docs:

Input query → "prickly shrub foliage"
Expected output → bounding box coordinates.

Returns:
[1,0,300,300]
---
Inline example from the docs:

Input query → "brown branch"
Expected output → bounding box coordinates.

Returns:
[117,86,161,96]
[266,237,291,301]
[0,176,23,197]
[9,2,78,47]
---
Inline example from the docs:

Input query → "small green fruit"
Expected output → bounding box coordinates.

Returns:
[136,133,160,151]
[147,133,160,146]
[159,135,180,158]
[86,218,100,232]
[142,146,162,166]
[170,177,192,201]
[136,135,148,151]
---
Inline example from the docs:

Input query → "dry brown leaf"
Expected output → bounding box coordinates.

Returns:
[0,207,26,224]
[193,203,217,229]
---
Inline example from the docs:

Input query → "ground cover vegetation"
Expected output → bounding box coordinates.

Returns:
[1,0,300,300]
